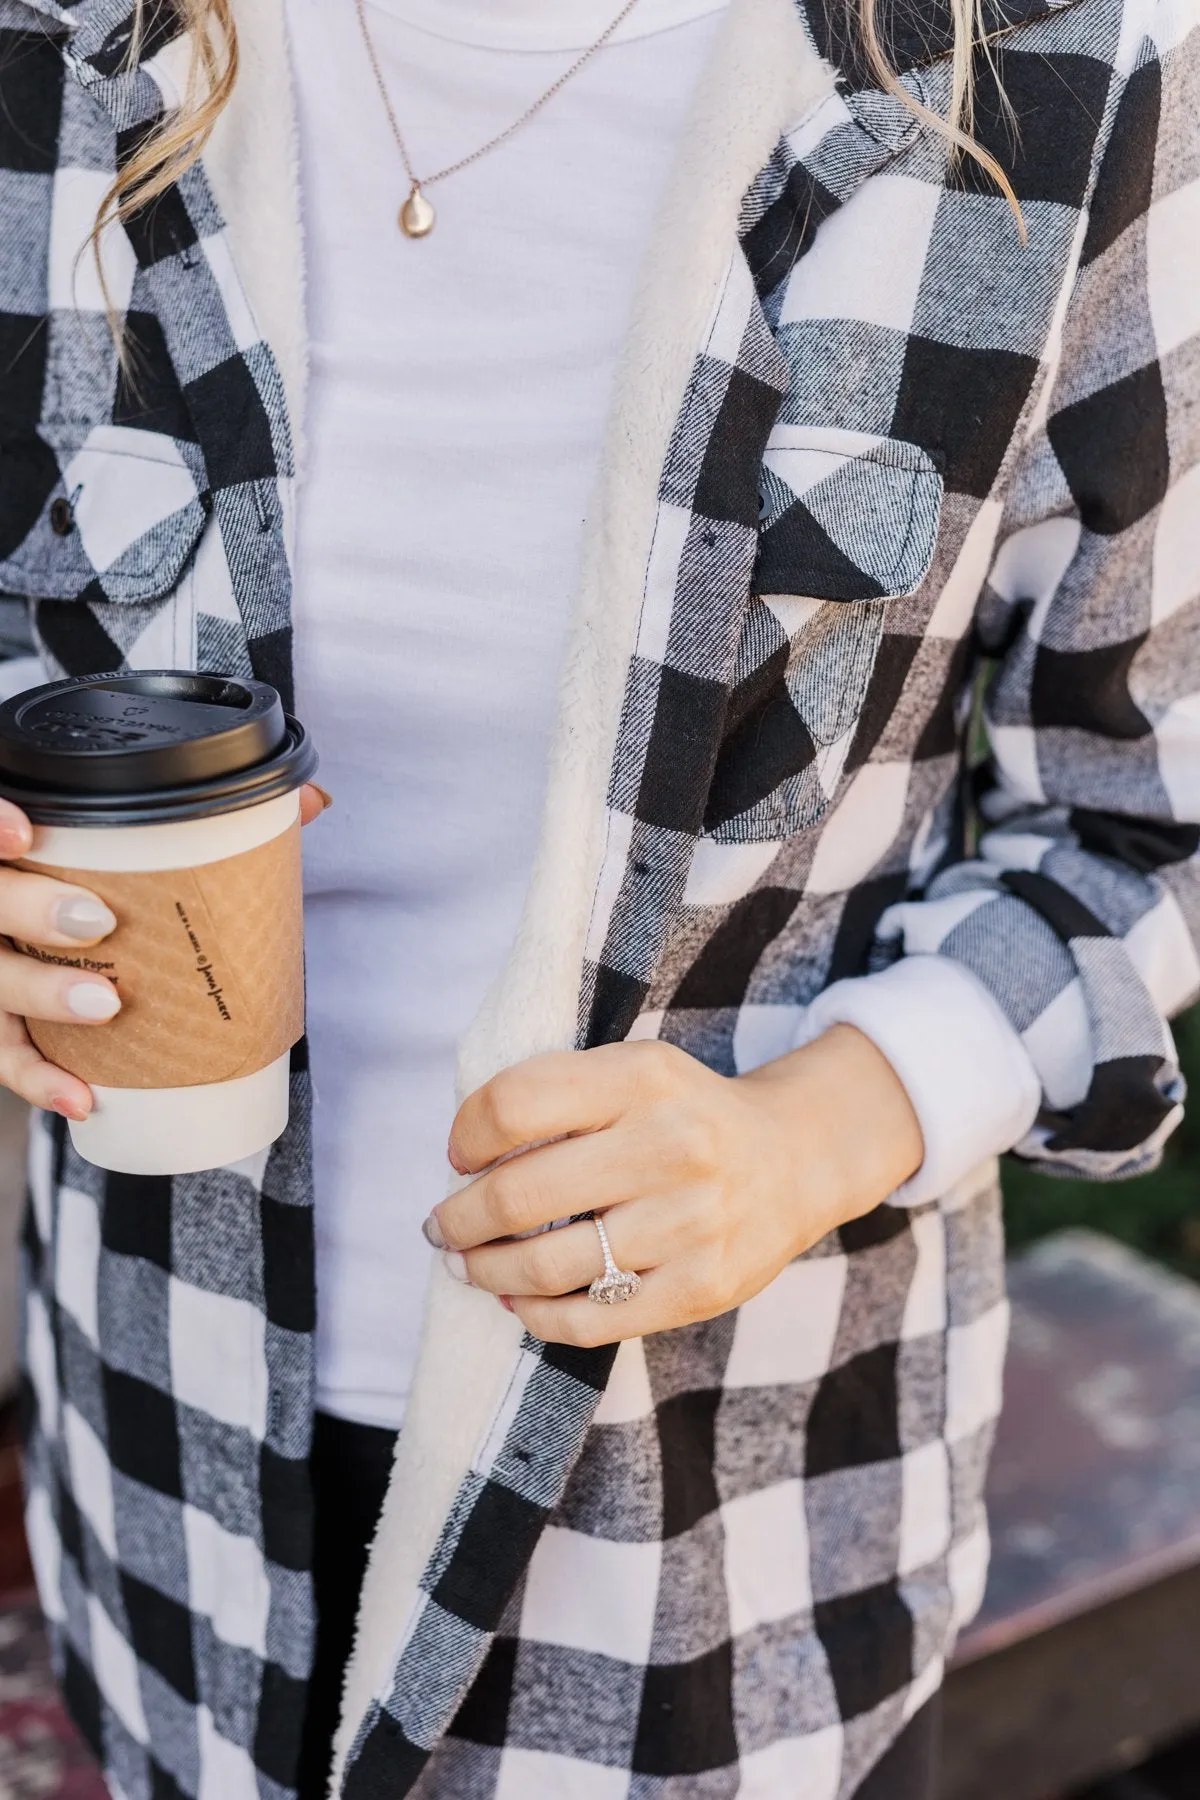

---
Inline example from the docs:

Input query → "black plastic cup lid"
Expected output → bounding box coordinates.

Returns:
[0,672,317,826]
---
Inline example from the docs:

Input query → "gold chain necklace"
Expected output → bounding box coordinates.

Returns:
[353,0,645,237]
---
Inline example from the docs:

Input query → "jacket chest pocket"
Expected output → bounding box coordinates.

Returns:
[0,426,208,607]
[702,428,943,843]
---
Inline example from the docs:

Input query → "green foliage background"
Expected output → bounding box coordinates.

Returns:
[1001,1005,1200,1281]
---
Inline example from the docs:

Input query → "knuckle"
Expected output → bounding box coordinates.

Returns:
[485,1165,529,1234]
[480,1071,528,1143]
[667,1107,719,1176]
[0,1047,42,1105]
[634,1039,687,1096]
[677,1258,725,1319]
[530,1233,578,1294]
[16,1073,52,1109]
[511,1238,548,1292]
[673,1184,720,1241]
[11,971,63,1022]
[559,1310,601,1349]
[0,951,35,1010]
[0,867,46,930]
[513,1239,551,1292]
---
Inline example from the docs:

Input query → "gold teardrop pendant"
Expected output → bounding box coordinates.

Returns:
[399,184,436,238]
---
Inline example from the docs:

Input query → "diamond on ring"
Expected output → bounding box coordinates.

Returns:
[590,1267,643,1305]
[587,1215,642,1306]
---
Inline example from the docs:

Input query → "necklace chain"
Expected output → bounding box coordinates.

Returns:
[354,0,645,196]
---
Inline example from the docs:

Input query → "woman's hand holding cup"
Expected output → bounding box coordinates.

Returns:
[0,784,330,1126]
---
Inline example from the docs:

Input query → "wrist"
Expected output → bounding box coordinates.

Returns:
[741,1024,925,1236]
[796,957,1041,1206]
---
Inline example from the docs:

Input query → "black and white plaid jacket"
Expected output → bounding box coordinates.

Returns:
[4,0,1199,1791]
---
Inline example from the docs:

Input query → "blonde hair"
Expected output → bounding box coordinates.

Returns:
[97,0,238,241]
[857,0,1024,230]
[100,0,1020,252]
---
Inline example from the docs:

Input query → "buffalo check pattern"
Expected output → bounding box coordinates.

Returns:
[398,1176,1003,1800]
[3,0,1200,1792]
[22,1107,317,1800]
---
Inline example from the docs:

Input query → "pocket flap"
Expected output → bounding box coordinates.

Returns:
[703,429,943,844]
[0,425,208,605]
[753,426,942,601]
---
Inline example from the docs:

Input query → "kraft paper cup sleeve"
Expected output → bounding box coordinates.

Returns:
[16,821,304,1089]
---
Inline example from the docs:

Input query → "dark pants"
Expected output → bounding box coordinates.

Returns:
[298,1412,399,1800]
[299,1411,941,1800]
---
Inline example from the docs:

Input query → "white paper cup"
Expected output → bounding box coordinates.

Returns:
[23,793,299,1175]
[0,673,317,1177]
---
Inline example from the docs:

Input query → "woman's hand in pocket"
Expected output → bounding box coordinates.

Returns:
[0,782,331,1123]
[428,1029,925,1347]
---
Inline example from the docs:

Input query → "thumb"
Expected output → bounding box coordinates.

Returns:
[298,784,332,827]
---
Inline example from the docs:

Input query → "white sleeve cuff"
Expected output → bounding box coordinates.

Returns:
[793,954,1042,1206]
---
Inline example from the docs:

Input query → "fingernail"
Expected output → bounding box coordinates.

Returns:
[312,785,334,812]
[0,825,30,857]
[66,982,120,1021]
[499,1295,514,1314]
[421,1211,446,1250]
[443,1250,469,1284]
[50,1096,89,1122]
[54,895,117,941]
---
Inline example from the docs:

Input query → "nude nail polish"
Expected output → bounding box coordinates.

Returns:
[55,895,117,940]
[66,982,120,1020]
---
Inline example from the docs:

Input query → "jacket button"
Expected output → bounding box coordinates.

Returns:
[49,497,74,536]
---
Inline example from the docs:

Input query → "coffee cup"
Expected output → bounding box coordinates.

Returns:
[0,671,317,1176]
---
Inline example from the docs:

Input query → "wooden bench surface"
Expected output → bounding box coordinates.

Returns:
[958,1229,1200,1662]
[943,1231,1200,1800]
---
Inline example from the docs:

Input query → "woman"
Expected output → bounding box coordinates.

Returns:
[0,0,1196,1792]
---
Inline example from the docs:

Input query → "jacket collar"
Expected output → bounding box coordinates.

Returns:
[54,0,187,131]
[797,0,1088,84]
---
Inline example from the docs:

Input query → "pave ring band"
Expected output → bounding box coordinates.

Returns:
[587,1214,642,1306]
